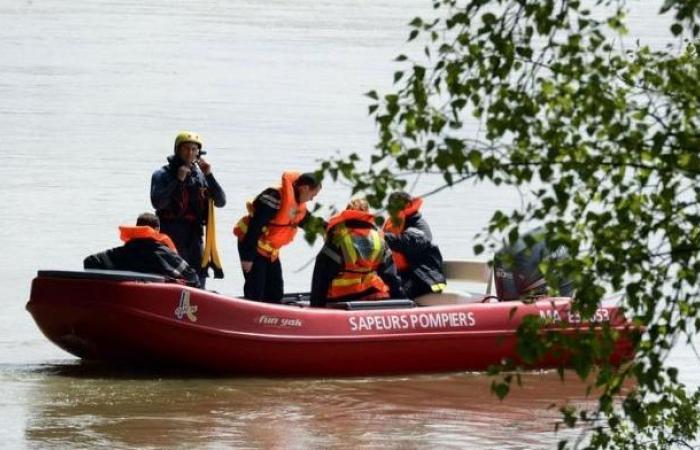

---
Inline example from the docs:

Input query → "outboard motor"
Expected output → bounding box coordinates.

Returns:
[493,228,574,301]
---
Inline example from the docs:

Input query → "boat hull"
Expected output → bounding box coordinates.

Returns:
[27,271,637,376]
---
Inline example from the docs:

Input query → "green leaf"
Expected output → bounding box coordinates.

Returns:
[315,2,700,447]
[482,13,497,26]
[409,16,423,28]
[491,380,510,399]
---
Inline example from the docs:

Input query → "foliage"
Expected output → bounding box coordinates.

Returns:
[316,0,700,448]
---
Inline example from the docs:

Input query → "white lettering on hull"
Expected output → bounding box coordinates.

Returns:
[348,312,476,332]
[539,308,611,323]
[258,315,303,328]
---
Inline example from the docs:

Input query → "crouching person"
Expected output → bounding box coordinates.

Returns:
[384,192,446,299]
[310,198,405,307]
[84,212,200,287]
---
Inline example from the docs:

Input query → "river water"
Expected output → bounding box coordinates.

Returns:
[1,0,698,448]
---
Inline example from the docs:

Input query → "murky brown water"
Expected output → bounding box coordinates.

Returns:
[17,364,602,449]
[2,0,698,448]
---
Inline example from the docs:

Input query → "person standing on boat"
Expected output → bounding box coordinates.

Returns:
[310,198,405,307]
[83,212,200,287]
[234,171,322,303]
[383,191,447,299]
[151,131,226,288]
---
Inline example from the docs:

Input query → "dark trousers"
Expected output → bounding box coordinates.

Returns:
[242,253,283,303]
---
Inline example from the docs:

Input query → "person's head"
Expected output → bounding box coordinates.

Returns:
[346,197,369,212]
[136,212,160,231]
[387,191,412,210]
[174,131,203,165]
[294,172,322,203]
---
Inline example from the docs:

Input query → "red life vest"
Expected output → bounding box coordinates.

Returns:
[383,197,423,272]
[326,209,389,301]
[119,225,177,253]
[157,160,209,223]
[233,171,307,261]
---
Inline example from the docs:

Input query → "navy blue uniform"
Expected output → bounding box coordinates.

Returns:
[385,212,446,298]
[84,238,200,287]
[151,155,226,287]
[237,188,309,303]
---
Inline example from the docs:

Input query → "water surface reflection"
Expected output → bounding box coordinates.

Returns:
[23,362,601,449]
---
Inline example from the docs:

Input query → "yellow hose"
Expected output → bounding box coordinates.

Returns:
[201,199,224,278]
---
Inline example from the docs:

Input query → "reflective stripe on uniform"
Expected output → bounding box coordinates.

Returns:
[257,240,280,260]
[334,226,357,264]
[235,218,248,235]
[431,283,447,293]
[369,230,382,262]
[102,253,115,269]
[331,277,362,287]
[334,224,383,268]
[328,272,389,299]
[175,259,189,275]
[321,246,342,264]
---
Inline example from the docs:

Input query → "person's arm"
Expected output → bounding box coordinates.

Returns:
[310,243,342,307]
[83,247,124,270]
[205,173,226,207]
[239,189,280,262]
[195,158,226,207]
[84,250,114,270]
[155,247,201,287]
[150,168,181,211]
[378,248,406,298]
[409,215,433,241]
[385,227,432,257]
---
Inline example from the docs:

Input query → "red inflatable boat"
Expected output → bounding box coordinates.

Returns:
[27,270,637,376]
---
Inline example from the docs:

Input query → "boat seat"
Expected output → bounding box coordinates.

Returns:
[326,299,416,310]
[37,269,166,283]
[415,291,492,306]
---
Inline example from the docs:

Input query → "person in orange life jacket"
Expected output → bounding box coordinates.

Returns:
[83,212,200,287]
[150,131,226,288]
[234,172,323,303]
[310,198,405,308]
[383,191,447,299]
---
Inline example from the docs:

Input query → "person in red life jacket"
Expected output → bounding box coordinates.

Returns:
[383,191,447,299]
[150,131,226,288]
[310,198,405,307]
[234,172,323,303]
[83,212,200,287]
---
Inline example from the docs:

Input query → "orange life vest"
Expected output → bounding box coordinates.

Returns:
[326,209,390,301]
[119,225,177,253]
[233,171,307,261]
[383,197,423,272]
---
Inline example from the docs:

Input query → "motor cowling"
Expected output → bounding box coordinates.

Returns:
[493,228,573,301]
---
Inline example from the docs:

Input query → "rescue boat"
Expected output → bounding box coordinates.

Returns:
[26,269,637,376]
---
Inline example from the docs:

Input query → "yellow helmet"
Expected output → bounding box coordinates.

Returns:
[174,131,203,151]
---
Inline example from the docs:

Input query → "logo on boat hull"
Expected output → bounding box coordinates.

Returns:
[257,315,303,328]
[175,290,198,322]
